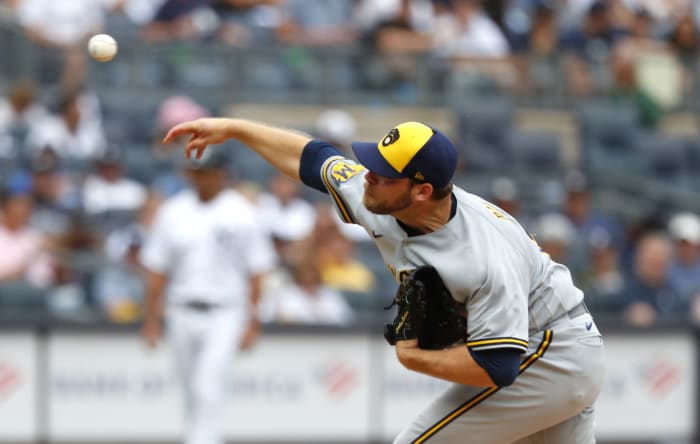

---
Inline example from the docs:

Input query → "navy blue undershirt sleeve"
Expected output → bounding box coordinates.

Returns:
[469,348,521,387]
[299,140,344,193]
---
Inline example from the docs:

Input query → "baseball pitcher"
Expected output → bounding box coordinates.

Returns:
[163,118,606,444]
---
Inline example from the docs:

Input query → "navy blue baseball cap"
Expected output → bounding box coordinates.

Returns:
[351,122,457,188]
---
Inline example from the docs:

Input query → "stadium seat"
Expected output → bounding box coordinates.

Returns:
[636,131,691,187]
[0,281,48,318]
[685,138,700,191]
[454,98,514,174]
[509,129,563,179]
[576,100,641,173]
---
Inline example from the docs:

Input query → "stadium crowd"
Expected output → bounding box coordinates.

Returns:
[0,0,699,328]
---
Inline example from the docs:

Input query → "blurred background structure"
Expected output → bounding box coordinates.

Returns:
[1,0,700,443]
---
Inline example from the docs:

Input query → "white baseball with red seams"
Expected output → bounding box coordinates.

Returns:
[87,34,118,62]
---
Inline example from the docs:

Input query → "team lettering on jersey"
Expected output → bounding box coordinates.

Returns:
[330,161,365,183]
[483,202,512,222]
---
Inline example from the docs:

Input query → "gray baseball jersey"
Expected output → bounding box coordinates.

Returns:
[319,156,605,443]
[321,156,583,348]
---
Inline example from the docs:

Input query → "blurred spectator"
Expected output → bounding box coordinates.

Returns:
[93,191,160,323]
[259,261,355,325]
[668,13,699,66]
[15,0,122,85]
[28,150,81,237]
[92,225,146,323]
[258,172,316,244]
[0,184,53,287]
[314,230,376,294]
[608,7,682,127]
[531,212,576,267]
[273,0,356,89]
[214,0,282,46]
[141,0,220,42]
[608,42,665,127]
[488,176,531,229]
[560,0,629,95]
[666,11,698,100]
[579,227,627,318]
[313,199,370,244]
[25,90,107,160]
[275,0,355,46]
[82,146,148,216]
[118,0,168,25]
[508,1,558,56]
[433,0,515,91]
[434,0,509,58]
[666,212,700,302]
[314,109,356,154]
[45,257,91,318]
[508,1,560,94]
[562,170,624,277]
[354,0,436,91]
[155,95,211,141]
[621,231,681,326]
[0,79,47,159]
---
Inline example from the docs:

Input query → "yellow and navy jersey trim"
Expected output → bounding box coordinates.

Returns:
[411,330,553,444]
[321,156,359,224]
[467,337,529,353]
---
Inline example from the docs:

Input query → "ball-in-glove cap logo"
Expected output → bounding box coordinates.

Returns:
[382,128,400,147]
[351,121,458,188]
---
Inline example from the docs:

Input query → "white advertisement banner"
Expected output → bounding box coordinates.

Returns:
[595,333,696,440]
[47,332,373,442]
[5,328,695,443]
[48,333,182,441]
[0,331,37,441]
[226,334,373,441]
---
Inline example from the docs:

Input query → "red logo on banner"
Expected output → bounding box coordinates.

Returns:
[643,357,681,399]
[316,359,358,399]
[0,362,22,400]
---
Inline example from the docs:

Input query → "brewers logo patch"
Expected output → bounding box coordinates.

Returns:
[331,161,365,183]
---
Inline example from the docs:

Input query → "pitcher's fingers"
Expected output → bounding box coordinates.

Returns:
[163,122,197,143]
[186,144,206,159]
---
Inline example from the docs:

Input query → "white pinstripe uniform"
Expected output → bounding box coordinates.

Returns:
[141,188,275,444]
[319,155,606,444]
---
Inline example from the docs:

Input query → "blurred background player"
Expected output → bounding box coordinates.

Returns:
[140,146,276,444]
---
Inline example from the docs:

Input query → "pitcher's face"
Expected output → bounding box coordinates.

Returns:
[362,171,413,215]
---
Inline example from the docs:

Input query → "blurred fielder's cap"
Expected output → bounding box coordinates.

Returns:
[181,146,229,170]
[351,122,457,188]
[668,212,700,244]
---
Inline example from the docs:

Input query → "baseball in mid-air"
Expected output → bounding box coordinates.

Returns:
[87,34,118,62]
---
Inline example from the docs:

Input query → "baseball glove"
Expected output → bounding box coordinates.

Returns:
[384,266,467,350]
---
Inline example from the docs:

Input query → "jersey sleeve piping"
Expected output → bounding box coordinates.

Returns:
[467,337,528,353]
[320,156,358,224]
